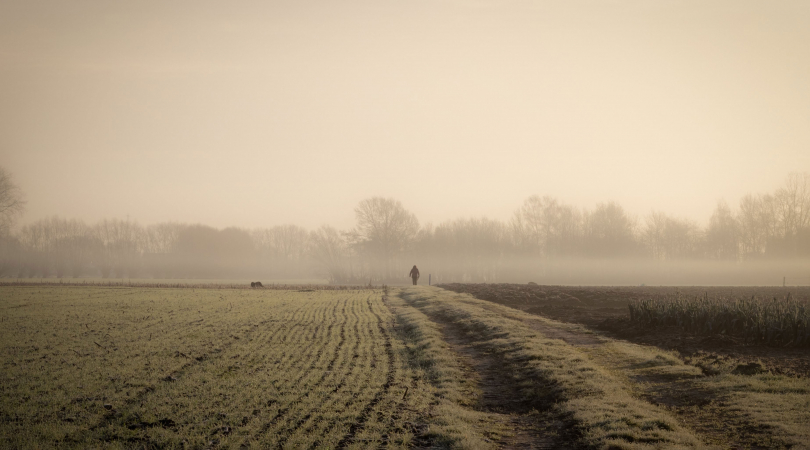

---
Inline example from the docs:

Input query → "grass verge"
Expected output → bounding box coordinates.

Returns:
[399,286,706,450]
[385,289,497,449]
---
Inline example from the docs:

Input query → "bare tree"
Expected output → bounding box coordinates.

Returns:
[583,202,638,257]
[347,197,419,280]
[144,222,183,254]
[662,215,701,259]
[737,193,776,257]
[772,172,810,256]
[642,211,668,260]
[143,222,183,277]
[309,225,351,283]
[93,218,144,278]
[0,166,26,235]
[511,195,582,257]
[705,200,739,260]
[511,195,554,255]
[433,217,508,281]
[0,234,21,276]
[642,212,703,260]
[252,225,310,261]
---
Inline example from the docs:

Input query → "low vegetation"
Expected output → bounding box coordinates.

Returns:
[398,287,705,449]
[629,293,810,347]
[0,286,419,448]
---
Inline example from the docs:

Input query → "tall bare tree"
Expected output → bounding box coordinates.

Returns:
[433,217,508,281]
[737,193,775,257]
[583,202,638,257]
[511,195,582,257]
[347,197,419,280]
[642,211,668,260]
[0,166,26,236]
[252,225,310,261]
[705,201,739,260]
[773,172,810,256]
[309,225,351,283]
[93,218,144,277]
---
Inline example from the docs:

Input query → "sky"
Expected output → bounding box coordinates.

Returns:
[1,0,809,231]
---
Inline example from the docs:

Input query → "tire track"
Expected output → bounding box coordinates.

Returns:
[377,297,416,448]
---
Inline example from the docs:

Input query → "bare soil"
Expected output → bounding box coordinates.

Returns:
[435,321,571,449]
[439,284,810,378]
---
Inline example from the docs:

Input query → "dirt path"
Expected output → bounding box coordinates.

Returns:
[434,321,563,450]
[463,298,792,449]
[441,283,810,378]
[473,302,604,347]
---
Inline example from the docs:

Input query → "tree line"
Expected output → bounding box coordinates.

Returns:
[0,170,808,283]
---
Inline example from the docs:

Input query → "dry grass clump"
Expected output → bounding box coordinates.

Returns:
[629,294,810,347]
[401,287,705,450]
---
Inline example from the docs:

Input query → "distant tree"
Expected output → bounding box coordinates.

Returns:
[583,202,638,257]
[737,193,775,257]
[309,225,351,283]
[252,225,310,261]
[18,220,49,276]
[251,225,311,278]
[433,217,507,281]
[142,222,183,278]
[0,234,21,276]
[662,216,701,259]
[0,166,26,236]
[648,213,702,260]
[705,201,739,260]
[174,224,254,277]
[38,216,94,277]
[511,195,553,255]
[511,195,582,257]
[93,218,144,278]
[144,222,183,255]
[642,211,668,260]
[771,172,810,256]
[347,197,419,280]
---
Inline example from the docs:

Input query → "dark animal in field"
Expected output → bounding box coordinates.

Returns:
[251,281,264,288]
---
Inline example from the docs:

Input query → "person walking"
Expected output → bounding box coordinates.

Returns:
[409,265,420,285]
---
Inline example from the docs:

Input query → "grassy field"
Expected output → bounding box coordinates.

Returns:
[1,285,808,449]
[0,286,420,448]
[0,278,330,287]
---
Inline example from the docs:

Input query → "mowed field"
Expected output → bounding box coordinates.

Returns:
[1,285,809,449]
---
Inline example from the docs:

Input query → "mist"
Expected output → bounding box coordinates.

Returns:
[1,1,809,285]
[0,173,808,286]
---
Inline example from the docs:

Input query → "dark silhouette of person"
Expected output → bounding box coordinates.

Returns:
[409,265,420,285]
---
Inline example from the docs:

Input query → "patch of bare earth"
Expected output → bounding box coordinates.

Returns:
[435,320,564,449]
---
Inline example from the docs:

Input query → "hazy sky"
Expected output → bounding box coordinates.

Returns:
[2,0,809,231]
